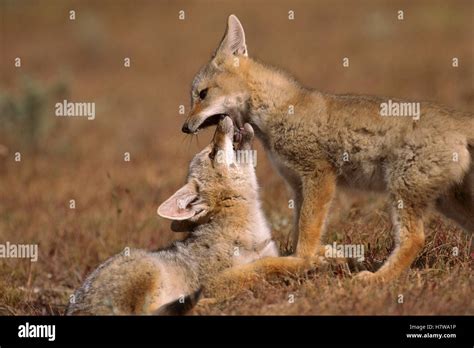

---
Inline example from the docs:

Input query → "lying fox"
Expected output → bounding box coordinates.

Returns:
[66,118,278,315]
[182,15,474,283]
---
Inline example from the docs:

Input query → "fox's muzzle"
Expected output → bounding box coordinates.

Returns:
[182,114,227,135]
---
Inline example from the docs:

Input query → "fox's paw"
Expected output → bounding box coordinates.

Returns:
[310,256,328,267]
[353,270,376,282]
[298,256,329,272]
[353,270,388,283]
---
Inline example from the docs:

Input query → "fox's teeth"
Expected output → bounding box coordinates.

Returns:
[233,131,242,144]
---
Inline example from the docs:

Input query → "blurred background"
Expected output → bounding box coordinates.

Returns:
[0,0,472,315]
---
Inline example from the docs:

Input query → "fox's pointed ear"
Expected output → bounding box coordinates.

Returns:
[215,14,248,57]
[157,182,198,221]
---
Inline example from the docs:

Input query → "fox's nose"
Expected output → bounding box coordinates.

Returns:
[182,123,192,134]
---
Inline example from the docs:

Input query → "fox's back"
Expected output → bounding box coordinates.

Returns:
[324,93,473,138]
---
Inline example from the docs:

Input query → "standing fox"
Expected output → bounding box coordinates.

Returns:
[66,117,278,315]
[182,15,474,283]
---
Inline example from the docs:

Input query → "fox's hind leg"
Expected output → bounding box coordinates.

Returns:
[356,140,471,282]
[355,200,425,282]
[206,250,350,300]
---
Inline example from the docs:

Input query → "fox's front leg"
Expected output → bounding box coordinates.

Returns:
[295,167,337,258]
[356,202,425,282]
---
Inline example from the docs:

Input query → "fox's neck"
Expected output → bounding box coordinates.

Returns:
[175,195,272,284]
[199,197,270,242]
[243,59,313,135]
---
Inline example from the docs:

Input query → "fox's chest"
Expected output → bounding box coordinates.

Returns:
[269,126,322,170]
[256,128,305,188]
[262,125,389,192]
[267,150,302,187]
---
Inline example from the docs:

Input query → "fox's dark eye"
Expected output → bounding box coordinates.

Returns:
[199,88,208,100]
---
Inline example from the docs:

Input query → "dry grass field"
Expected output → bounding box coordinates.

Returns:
[0,0,472,315]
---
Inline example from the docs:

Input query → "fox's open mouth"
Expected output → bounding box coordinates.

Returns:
[198,114,227,130]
